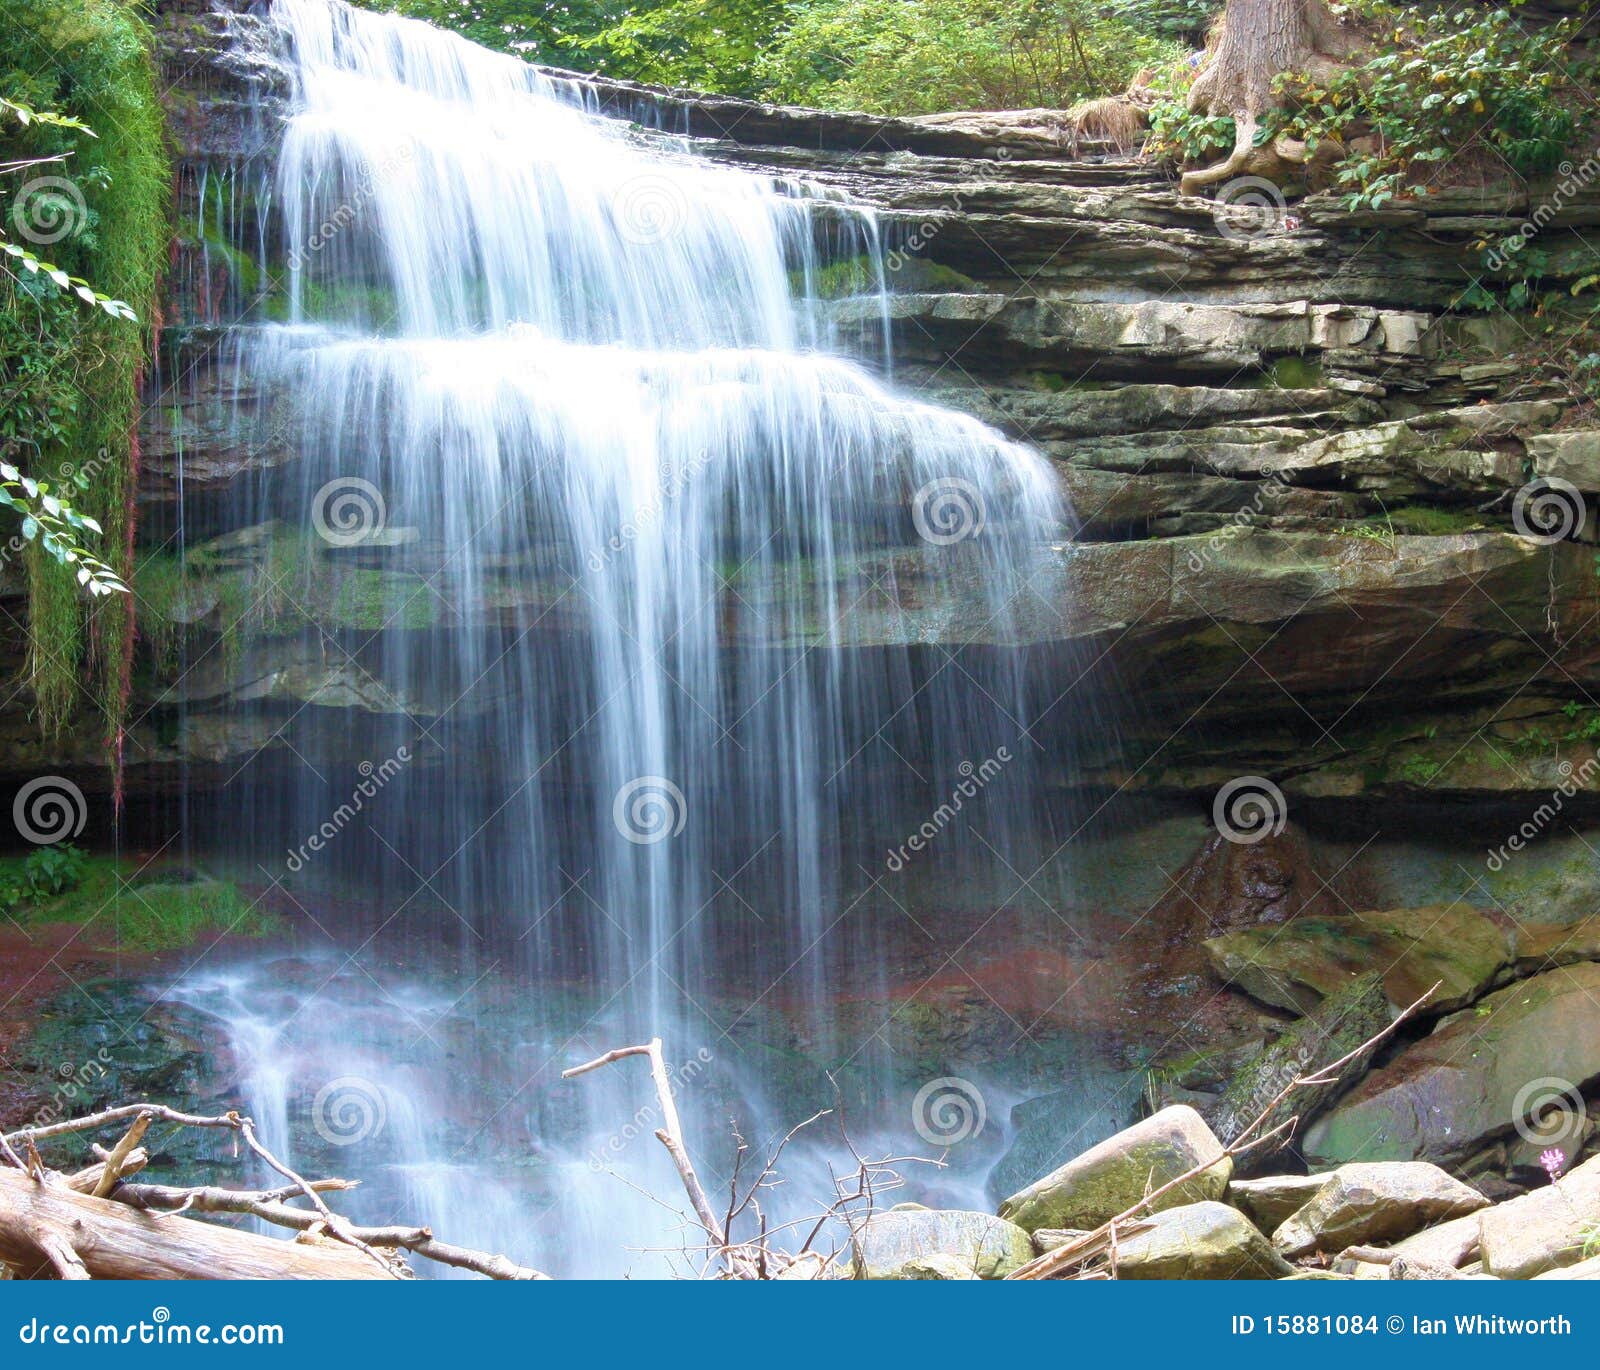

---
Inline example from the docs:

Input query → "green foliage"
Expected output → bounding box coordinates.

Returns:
[1372,504,1484,535]
[1575,352,1600,405]
[1268,2,1584,213]
[569,0,787,96]
[23,842,87,897]
[0,842,87,917]
[1104,0,1218,43]
[0,241,136,320]
[359,0,1184,114]
[0,460,127,595]
[1,0,169,746]
[758,0,1181,115]
[350,0,627,67]
[1149,0,1589,239]
[1396,754,1443,786]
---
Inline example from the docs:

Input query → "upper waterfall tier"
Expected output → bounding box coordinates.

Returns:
[270,0,862,350]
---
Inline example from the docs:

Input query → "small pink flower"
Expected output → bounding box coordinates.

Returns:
[1541,1147,1566,1180]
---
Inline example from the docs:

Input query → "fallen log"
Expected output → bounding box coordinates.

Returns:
[0,1170,397,1280]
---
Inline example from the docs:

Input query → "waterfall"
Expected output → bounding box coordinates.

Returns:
[166,0,1077,1277]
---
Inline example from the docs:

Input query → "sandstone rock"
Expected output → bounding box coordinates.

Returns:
[1528,431,1600,491]
[1330,1256,1394,1279]
[1389,1212,1482,1269]
[1480,1156,1600,1278]
[1204,904,1510,1016]
[1512,916,1600,975]
[998,1105,1231,1234]
[1155,825,1341,939]
[1303,963,1600,1167]
[1272,1163,1487,1257]
[1389,1254,1466,1279]
[773,1252,827,1280]
[1205,974,1391,1169]
[1532,1255,1600,1279]
[986,1088,1133,1207]
[889,1253,980,1280]
[1113,1201,1292,1280]
[1228,1174,1330,1233]
[851,1209,1033,1280]
[1032,1229,1091,1254]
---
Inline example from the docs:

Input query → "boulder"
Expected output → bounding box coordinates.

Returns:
[1032,1229,1091,1253]
[998,1105,1231,1234]
[1303,963,1600,1167]
[1479,1155,1600,1278]
[1229,1174,1332,1233]
[1528,430,1600,491]
[986,1087,1133,1207]
[851,1209,1033,1280]
[1512,916,1600,976]
[1204,904,1511,1016]
[890,1254,980,1280]
[1388,1212,1482,1269]
[1389,1254,1468,1280]
[1206,974,1390,1168]
[773,1252,828,1280]
[1152,825,1342,939]
[1113,1202,1293,1280]
[1272,1163,1488,1257]
[1533,1255,1600,1280]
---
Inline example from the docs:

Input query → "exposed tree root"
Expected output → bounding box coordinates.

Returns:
[1179,0,1359,195]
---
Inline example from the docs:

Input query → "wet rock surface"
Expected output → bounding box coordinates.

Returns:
[1303,963,1600,1169]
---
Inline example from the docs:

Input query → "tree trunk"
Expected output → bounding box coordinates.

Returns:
[0,1170,395,1280]
[1181,0,1352,192]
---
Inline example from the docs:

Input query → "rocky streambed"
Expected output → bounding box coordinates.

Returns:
[849,1104,1600,1280]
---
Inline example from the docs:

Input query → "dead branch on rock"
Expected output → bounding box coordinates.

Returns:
[0,1103,547,1281]
[1007,981,1439,1280]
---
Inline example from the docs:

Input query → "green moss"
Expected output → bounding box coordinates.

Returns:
[111,880,279,952]
[330,571,437,630]
[1379,505,1486,536]
[0,853,279,952]
[791,253,977,300]
[1395,754,1444,786]
[1265,355,1323,389]
[137,528,441,676]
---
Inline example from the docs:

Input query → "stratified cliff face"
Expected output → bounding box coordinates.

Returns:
[7,1,1600,884]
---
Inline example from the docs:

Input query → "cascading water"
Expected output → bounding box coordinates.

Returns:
[158,0,1095,1277]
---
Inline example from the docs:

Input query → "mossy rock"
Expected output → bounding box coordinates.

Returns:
[852,1209,1032,1279]
[1204,904,1511,1016]
[998,1105,1231,1234]
[1304,962,1600,1167]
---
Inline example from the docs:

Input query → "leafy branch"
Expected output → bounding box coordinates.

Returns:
[0,460,126,596]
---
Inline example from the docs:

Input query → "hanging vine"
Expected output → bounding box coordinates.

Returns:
[1,0,169,791]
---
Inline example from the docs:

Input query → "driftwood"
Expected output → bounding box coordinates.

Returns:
[0,1104,548,1281]
[1006,981,1439,1280]
[0,1169,387,1280]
